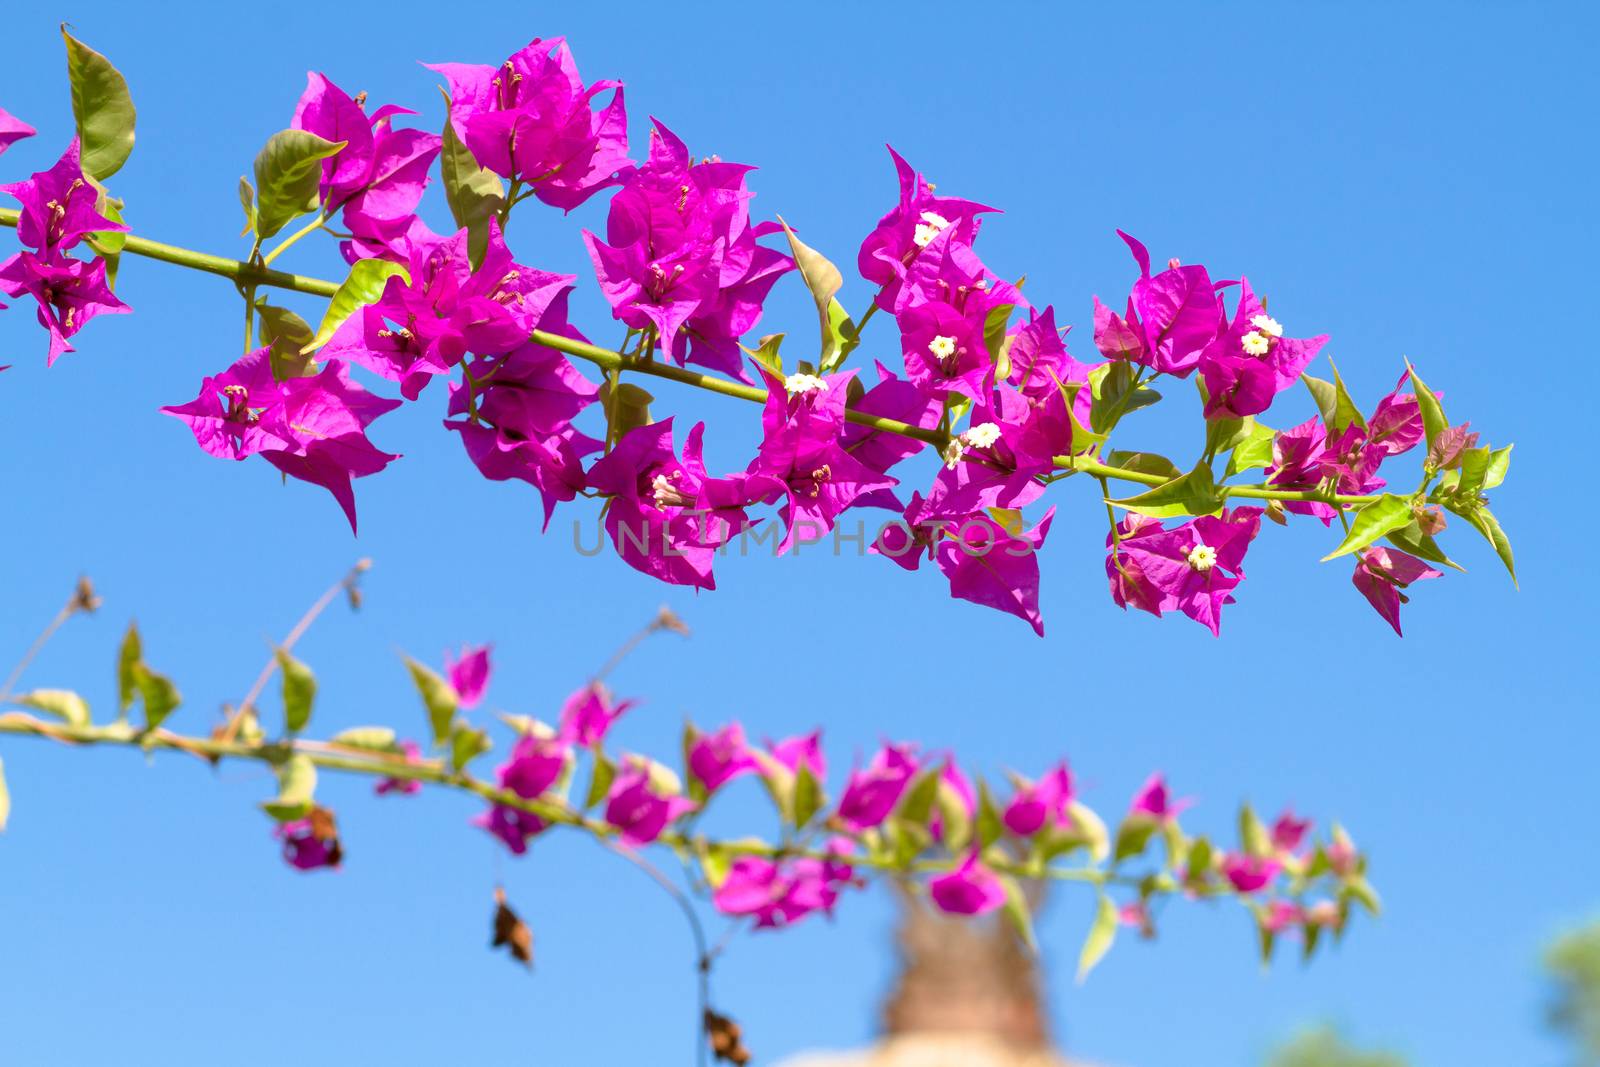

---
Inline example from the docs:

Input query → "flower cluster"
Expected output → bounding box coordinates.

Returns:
[0,30,1515,640]
[1,138,129,363]
[242,636,1378,964]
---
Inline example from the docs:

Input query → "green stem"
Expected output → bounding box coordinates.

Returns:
[260,212,329,268]
[0,208,339,297]
[0,710,1139,887]
[0,210,1381,507]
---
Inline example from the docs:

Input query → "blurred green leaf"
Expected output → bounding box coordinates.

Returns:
[261,754,317,822]
[15,689,91,727]
[450,723,492,772]
[116,622,142,717]
[1076,893,1118,982]
[330,726,399,752]
[403,656,459,747]
[999,874,1037,954]
[585,750,617,810]
[275,648,316,734]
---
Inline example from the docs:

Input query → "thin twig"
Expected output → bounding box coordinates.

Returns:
[219,560,370,744]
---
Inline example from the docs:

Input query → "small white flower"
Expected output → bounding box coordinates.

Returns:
[1250,313,1283,338]
[784,373,828,396]
[963,422,1002,448]
[1241,330,1270,356]
[1186,544,1218,572]
[942,439,966,469]
[928,334,958,360]
[913,210,953,248]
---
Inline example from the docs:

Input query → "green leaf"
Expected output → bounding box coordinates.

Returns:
[585,750,617,809]
[1455,445,1493,498]
[601,380,655,443]
[252,129,345,239]
[304,259,410,354]
[1091,361,1161,433]
[1405,359,1448,453]
[1483,444,1513,490]
[450,724,492,773]
[256,301,319,380]
[438,90,504,267]
[792,762,824,829]
[261,754,317,822]
[1225,422,1277,478]
[999,874,1037,954]
[15,689,91,727]
[62,28,136,181]
[1076,893,1119,982]
[85,190,126,259]
[1343,876,1382,916]
[698,843,734,889]
[935,776,973,852]
[1447,502,1517,586]
[116,621,142,717]
[1109,460,1223,519]
[1385,521,1465,572]
[745,333,784,376]
[1067,800,1111,863]
[821,298,858,374]
[975,779,1005,850]
[275,648,316,734]
[134,664,181,731]
[777,218,851,370]
[238,176,257,237]
[1113,813,1159,864]
[1238,803,1271,857]
[330,726,399,752]
[404,656,459,747]
[1104,450,1182,481]
[0,756,10,832]
[1320,493,1415,561]
[896,768,942,829]
[983,303,1017,380]
[1303,361,1366,436]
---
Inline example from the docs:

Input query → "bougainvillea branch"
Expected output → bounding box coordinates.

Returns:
[0,23,1509,1063]
[0,26,1517,640]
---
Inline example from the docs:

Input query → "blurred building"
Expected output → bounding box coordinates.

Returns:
[777,891,1084,1067]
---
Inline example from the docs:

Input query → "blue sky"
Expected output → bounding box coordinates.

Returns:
[1,2,1595,1065]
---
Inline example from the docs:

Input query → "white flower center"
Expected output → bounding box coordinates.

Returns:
[1241,331,1270,357]
[651,474,690,508]
[928,334,958,360]
[1250,314,1283,338]
[942,440,966,469]
[913,210,952,248]
[784,373,828,396]
[1186,544,1217,572]
[963,422,1001,448]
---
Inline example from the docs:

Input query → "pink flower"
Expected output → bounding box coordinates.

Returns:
[0,107,34,156]
[604,762,696,847]
[713,839,856,928]
[836,742,919,831]
[1105,507,1264,636]
[474,733,566,854]
[1003,762,1074,837]
[858,146,996,312]
[765,730,826,781]
[688,723,759,794]
[444,645,492,709]
[1221,852,1281,894]
[1093,231,1225,377]
[1198,278,1328,419]
[1271,810,1312,854]
[1353,547,1442,636]
[161,350,400,532]
[1130,773,1191,823]
[275,809,343,871]
[429,36,631,209]
[928,851,1007,916]
[557,683,635,747]
[1,138,125,256]
[1262,899,1303,933]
